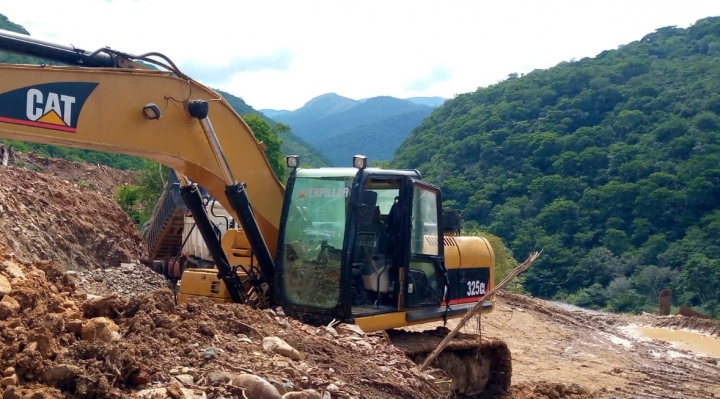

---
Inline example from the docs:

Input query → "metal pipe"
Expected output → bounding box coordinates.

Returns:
[0,28,116,67]
[198,117,235,186]
[180,184,248,304]
[186,99,275,303]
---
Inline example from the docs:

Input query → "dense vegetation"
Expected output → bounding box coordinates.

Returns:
[271,93,435,165]
[393,16,720,318]
[113,161,170,228]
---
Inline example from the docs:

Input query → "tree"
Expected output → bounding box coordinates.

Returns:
[113,160,169,228]
[242,114,287,181]
[635,265,672,297]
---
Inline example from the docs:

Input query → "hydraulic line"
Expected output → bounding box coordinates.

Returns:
[179,183,248,304]
[187,100,276,298]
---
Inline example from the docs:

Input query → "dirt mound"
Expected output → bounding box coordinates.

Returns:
[14,151,138,199]
[0,166,145,271]
[0,245,449,399]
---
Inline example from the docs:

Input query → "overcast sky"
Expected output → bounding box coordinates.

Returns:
[3,1,720,111]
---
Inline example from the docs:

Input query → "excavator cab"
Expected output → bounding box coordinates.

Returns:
[276,157,449,330]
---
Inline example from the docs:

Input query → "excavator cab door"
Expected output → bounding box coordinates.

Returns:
[401,179,445,309]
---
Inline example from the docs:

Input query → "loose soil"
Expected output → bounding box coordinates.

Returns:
[14,151,138,199]
[0,245,447,399]
[0,156,168,297]
[0,167,144,271]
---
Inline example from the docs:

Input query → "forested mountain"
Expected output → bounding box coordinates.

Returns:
[269,94,435,165]
[215,90,331,168]
[267,93,359,127]
[392,16,720,318]
[0,12,328,170]
[314,108,432,166]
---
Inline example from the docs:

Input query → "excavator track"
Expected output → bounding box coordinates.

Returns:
[387,327,511,399]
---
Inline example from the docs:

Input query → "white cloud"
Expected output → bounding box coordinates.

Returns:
[2,0,720,110]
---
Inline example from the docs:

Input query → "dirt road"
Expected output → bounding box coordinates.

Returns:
[422,292,720,398]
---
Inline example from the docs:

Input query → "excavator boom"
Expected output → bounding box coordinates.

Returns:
[0,28,285,297]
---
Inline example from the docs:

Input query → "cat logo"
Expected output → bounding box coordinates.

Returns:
[0,82,98,133]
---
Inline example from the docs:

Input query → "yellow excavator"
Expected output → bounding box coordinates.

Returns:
[0,29,511,398]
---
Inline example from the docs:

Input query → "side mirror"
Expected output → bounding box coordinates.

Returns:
[356,190,377,226]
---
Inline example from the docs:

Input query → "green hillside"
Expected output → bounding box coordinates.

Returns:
[392,16,720,318]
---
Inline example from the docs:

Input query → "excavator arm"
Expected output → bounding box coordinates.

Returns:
[0,29,286,301]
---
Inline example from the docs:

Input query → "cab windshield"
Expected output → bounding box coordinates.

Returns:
[280,174,354,309]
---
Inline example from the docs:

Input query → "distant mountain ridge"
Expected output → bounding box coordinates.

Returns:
[403,96,447,107]
[214,90,331,167]
[261,93,445,165]
[260,94,446,116]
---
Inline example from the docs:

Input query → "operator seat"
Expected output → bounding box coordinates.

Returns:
[354,206,386,259]
[357,207,391,294]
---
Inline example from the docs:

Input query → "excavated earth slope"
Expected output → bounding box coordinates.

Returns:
[0,159,142,270]
[0,164,168,298]
[13,151,139,199]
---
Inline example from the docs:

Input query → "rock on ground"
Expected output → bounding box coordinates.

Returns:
[0,243,448,399]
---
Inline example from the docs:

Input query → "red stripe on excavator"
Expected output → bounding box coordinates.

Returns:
[447,297,481,305]
[0,116,76,132]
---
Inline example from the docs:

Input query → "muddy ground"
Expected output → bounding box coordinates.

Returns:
[421,292,720,399]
